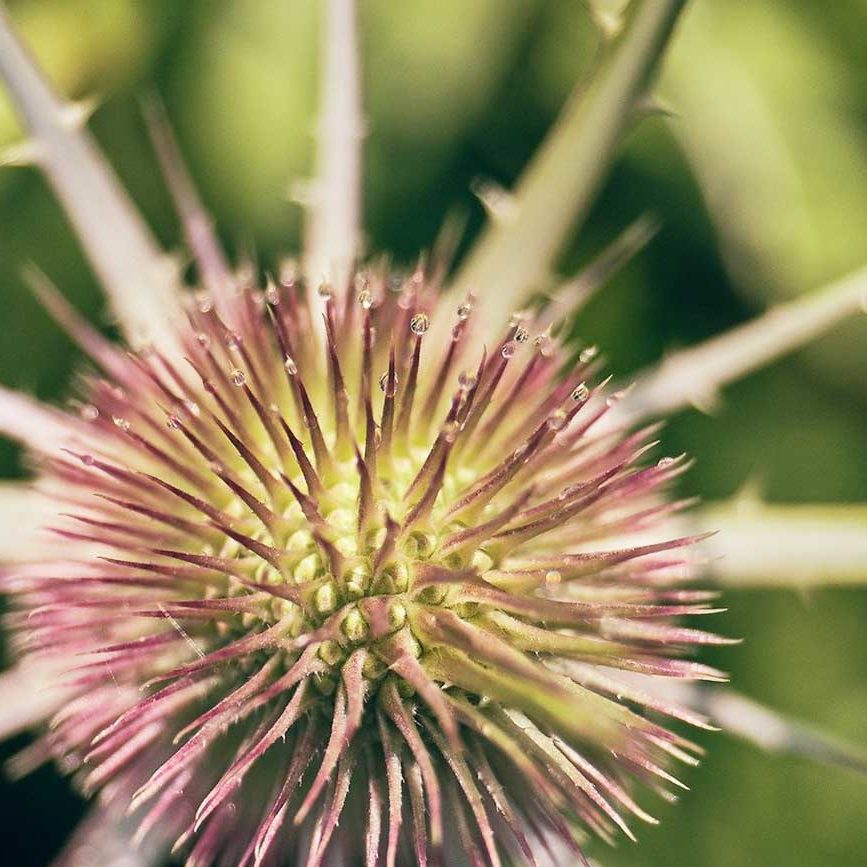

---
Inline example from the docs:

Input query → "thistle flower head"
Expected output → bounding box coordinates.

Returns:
[6,1,866,865]
[2,264,729,866]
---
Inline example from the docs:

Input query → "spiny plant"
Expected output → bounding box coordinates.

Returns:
[0,2,865,866]
[9,264,732,867]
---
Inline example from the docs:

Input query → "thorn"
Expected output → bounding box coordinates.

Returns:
[469,176,518,223]
[587,2,626,40]
[59,95,100,129]
[634,94,679,120]
[0,138,42,167]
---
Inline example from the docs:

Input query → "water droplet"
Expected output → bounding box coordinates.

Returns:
[457,302,472,320]
[195,331,211,349]
[79,404,99,422]
[501,342,516,359]
[579,345,598,364]
[458,370,476,390]
[571,383,590,402]
[514,326,529,343]
[166,415,182,430]
[195,291,213,313]
[225,332,242,352]
[279,259,299,285]
[657,456,676,469]
[562,482,584,499]
[358,289,373,310]
[81,453,95,466]
[112,416,131,432]
[443,420,460,442]
[283,356,298,375]
[410,312,430,335]
[534,333,552,357]
[209,460,225,475]
[238,261,258,287]
[264,283,280,306]
[547,410,567,431]
[317,283,333,299]
[230,369,247,387]
[379,372,398,396]
[545,570,562,587]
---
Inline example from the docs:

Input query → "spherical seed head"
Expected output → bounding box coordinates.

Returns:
[5,273,725,866]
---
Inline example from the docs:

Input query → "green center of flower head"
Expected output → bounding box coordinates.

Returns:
[202,294,598,691]
[254,442,483,693]
[212,313,514,695]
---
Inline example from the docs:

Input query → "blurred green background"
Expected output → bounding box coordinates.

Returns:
[1,1,866,864]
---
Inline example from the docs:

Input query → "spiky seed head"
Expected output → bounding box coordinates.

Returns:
[4,271,728,866]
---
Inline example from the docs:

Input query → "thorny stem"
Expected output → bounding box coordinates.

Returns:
[450,0,688,343]
[0,3,183,353]
[612,263,867,427]
[689,502,867,588]
[304,0,363,298]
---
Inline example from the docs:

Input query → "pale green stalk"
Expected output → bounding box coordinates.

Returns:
[304,0,363,296]
[692,502,867,588]
[0,3,182,353]
[450,0,687,341]
[612,263,867,427]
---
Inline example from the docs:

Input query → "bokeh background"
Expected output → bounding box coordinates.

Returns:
[1,1,866,864]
